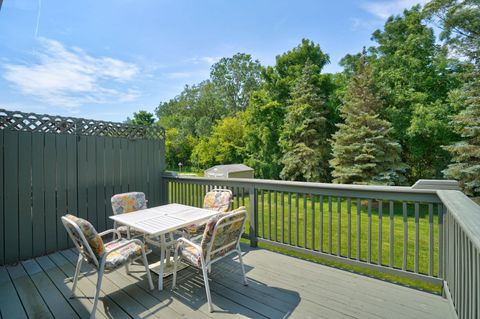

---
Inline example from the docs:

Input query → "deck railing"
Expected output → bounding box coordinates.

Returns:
[162,175,480,319]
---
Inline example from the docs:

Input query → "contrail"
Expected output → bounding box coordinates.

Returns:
[34,0,42,37]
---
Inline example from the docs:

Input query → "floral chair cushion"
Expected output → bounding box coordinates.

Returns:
[111,192,147,215]
[203,190,232,212]
[200,207,246,261]
[103,239,143,270]
[116,226,144,237]
[179,207,246,267]
[181,190,233,237]
[178,237,203,267]
[64,214,105,263]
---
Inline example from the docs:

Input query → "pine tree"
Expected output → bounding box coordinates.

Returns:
[443,77,480,198]
[330,52,407,185]
[279,60,330,182]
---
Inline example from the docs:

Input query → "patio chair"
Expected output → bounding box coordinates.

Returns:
[61,214,154,319]
[172,206,248,312]
[181,188,233,238]
[111,192,148,239]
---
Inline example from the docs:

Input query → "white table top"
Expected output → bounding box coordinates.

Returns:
[109,203,219,236]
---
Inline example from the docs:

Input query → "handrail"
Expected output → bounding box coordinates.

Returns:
[162,175,441,203]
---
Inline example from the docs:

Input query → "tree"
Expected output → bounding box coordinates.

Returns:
[330,52,407,185]
[263,39,330,105]
[425,0,480,198]
[164,127,196,169]
[244,90,284,179]
[279,61,330,182]
[368,5,459,182]
[210,53,263,111]
[191,114,247,168]
[128,110,155,126]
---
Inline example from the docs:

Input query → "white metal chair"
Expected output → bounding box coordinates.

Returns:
[181,188,234,238]
[172,206,248,312]
[62,214,154,319]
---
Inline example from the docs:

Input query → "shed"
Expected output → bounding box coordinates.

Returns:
[204,164,254,179]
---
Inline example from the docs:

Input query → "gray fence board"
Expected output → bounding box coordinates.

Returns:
[18,132,33,259]
[4,130,19,263]
[0,131,3,264]
[44,133,57,253]
[32,133,45,256]
[56,134,68,250]
[96,136,106,231]
[87,136,97,228]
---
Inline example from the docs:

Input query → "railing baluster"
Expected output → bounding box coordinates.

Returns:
[319,195,323,252]
[428,203,434,276]
[296,193,299,246]
[303,194,307,248]
[236,186,240,208]
[311,194,315,251]
[281,192,285,243]
[260,190,264,238]
[439,204,444,278]
[403,202,408,271]
[288,192,292,245]
[347,198,351,259]
[328,196,333,254]
[414,202,419,273]
[241,187,245,207]
[378,200,383,266]
[337,197,341,256]
[274,191,278,242]
[367,199,372,263]
[268,190,271,240]
[390,201,394,268]
[357,198,361,261]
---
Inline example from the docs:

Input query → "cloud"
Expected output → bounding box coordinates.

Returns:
[363,0,428,20]
[3,38,140,108]
[187,56,221,65]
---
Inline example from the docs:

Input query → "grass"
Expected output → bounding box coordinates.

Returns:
[168,182,443,294]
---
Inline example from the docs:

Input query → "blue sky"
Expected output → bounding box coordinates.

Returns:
[0,0,426,122]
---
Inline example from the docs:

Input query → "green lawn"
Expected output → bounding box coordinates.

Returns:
[167,182,443,294]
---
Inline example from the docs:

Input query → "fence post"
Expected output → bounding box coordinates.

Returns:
[160,176,168,205]
[248,186,258,247]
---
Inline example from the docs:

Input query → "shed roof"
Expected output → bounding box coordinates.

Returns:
[205,164,253,176]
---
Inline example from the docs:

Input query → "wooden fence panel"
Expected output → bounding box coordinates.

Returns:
[1,126,165,264]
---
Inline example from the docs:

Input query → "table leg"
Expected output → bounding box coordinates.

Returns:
[158,234,167,290]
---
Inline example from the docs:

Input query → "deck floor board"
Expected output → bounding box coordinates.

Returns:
[0,244,452,319]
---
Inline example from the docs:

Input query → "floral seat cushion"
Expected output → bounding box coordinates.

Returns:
[116,225,144,237]
[178,236,203,267]
[64,214,105,263]
[104,239,143,270]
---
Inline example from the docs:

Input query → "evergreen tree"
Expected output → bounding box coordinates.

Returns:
[279,61,329,182]
[330,52,407,185]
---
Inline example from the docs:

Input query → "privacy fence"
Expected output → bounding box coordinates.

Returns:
[0,109,165,264]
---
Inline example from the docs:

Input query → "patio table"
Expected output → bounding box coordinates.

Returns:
[109,203,219,290]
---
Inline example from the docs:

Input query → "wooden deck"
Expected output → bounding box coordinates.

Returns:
[0,244,454,319]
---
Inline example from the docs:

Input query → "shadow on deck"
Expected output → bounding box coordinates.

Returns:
[0,244,453,319]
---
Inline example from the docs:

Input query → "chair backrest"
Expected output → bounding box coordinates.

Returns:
[111,192,147,215]
[203,189,233,212]
[201,206,247,263]
[61,214,105,268]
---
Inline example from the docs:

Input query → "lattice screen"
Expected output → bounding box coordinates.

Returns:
[0,109,164,140]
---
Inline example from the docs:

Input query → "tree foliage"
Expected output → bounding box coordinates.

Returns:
[330,52,407,185]
[128,110,155,126]
[280,61,330,182]
[210,53,263,111]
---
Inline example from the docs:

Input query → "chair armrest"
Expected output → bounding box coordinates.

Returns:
[98,229,122,239]
[176,237,202,253]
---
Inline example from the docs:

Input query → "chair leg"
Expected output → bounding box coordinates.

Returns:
[141,248,154,290]
[237,249,248,286]
[90,266,104,319]
[201,264,213,313]
[71,255,83,298]
[125,263,130,275]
